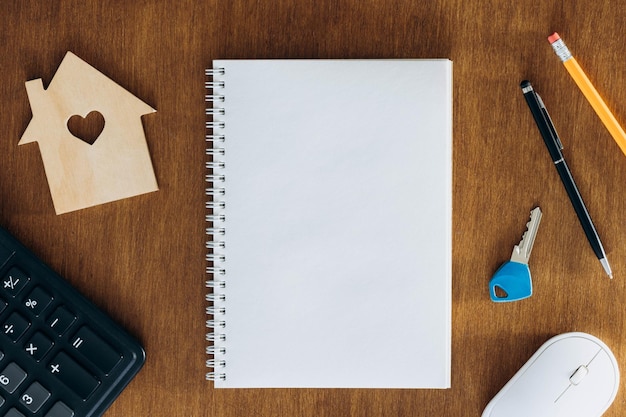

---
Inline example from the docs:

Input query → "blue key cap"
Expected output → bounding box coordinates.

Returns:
[489,261,532,302]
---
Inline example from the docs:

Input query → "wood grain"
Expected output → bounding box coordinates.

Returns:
[20,51,158,214]
[2,1,626,415]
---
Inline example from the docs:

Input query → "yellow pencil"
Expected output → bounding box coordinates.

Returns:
[548,32,626,157]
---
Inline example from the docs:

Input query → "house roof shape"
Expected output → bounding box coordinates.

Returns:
[21,51,156,145]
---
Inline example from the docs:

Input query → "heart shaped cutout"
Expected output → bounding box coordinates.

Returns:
[67,111,105,145]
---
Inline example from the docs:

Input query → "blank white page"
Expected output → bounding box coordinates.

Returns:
[208,59,452,388]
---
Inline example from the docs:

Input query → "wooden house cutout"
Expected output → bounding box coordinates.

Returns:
[20,51,158,214]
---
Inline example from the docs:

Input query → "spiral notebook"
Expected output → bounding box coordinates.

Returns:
[205,59,452,388]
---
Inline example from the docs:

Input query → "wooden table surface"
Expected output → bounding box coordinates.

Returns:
[3,1,626,416]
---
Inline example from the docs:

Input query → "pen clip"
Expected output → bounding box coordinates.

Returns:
[536,93,563,151]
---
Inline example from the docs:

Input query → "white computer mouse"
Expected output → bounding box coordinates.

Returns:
[482,332,619,417]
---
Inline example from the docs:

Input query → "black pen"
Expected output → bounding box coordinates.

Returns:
[520,80,613,278]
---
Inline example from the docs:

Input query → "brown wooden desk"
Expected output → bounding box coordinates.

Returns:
[2,1,626,415]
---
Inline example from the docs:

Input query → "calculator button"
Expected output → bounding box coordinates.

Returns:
[49,352,100,399]
[0,298,6,314]
[2,312,30,342]
[71,326,122,374]
[6,408,25,417]
[0,362,27,394]
[0,394,4,407]
[19,381,51,413]
[24,287,53,316]
[2,267,29,297]
[48,307,76,336]
[45,401,74,417]
[0,242,12,268]
[25,332,54,361]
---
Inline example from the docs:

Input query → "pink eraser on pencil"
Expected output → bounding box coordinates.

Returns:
[548,32,561,44]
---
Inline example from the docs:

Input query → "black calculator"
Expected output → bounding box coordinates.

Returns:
[0,227,145,417]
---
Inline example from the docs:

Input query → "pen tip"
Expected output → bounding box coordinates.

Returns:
[600,258,613,279]
[520,80,530,88]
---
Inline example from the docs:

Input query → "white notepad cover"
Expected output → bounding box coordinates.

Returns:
[207,59,452,388]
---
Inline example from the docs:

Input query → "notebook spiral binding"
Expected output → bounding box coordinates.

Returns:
[205,67,227,382]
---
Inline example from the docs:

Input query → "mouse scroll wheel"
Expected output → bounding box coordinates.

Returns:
[569,365,589,385]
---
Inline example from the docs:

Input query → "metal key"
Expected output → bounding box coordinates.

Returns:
[489,207,542,302]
